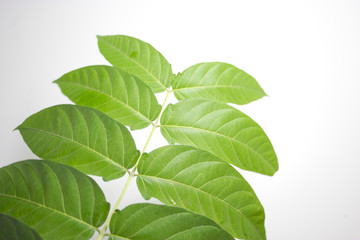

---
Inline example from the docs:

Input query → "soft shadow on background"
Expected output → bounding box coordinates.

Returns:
[1,0,359,239]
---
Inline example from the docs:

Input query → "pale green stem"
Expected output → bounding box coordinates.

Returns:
[133,88,171,169]
[96,172,134,239]
[96,89,171,239]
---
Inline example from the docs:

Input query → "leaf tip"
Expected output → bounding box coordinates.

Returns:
[96,35,106,47]
[266,159,279,176]
[272,162,279,175]
[52,78,60,84]
[13,123,23,132]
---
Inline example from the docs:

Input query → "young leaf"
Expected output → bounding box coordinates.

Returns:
[16,104,139,181]
[0,160,110,240]
[108,203,234,240]
[97,35,174,93]
[0,213,43,240]
[137,145,266,240]
[160,99,278,176]
[172,62,266,105]
[54,65,161,130]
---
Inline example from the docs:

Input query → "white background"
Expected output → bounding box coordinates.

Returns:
[1,0,360,239]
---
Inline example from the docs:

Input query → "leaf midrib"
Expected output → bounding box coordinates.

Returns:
[110,212,194,240]
[99,37,167,90]
[0,193,98,232]
[160,124,276,171]
[137,174,264,240]
[18,127,128,173]
[57,81,152,124]
[172,85,263,92]
[107,234,131,240]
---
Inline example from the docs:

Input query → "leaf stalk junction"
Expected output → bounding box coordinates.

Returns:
[96,88,172,239]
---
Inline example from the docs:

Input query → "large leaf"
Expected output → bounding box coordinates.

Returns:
[16,104,139,181]
[137,145,266,240]
[160,99,278,176]
[54,65,161,130]
[108,203,234,240]
[0,160,110,240]
[172,62,266,105]
[0,213,43,240]
[97,35,174,93]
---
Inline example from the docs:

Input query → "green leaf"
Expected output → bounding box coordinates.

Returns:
[108,203,234,240]
[172,62,266,105]
[0,160,110,240]
[160,99,278,176]
[16,104,139,181]
[0,213,43,240]
[137,145,266,240]
[54,65,161,130]
[97,35,174,93]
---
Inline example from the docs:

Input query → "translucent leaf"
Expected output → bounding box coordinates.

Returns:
[0,213,43,240]
[16,105,139,181]
[137,145,266,240]
[160,99,278,176]
[97,35,174,93]
[0,160,110,240]
[54,65,161,130]
[108,203,234,240]
[172,62,266,105]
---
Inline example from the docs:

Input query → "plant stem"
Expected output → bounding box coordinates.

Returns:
[96,89,171,239]
[133,88,171,169]
[96,171,134,240]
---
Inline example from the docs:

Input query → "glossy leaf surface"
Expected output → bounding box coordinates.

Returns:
[54,65,161,130]
[0,213,43,240]
[137,145,266,240]
[160,99,278,175]
[172,62,266,105]
[0,160,110,240]
[97,35,174,93]
[108,203,234,240]
[17,105,139,181]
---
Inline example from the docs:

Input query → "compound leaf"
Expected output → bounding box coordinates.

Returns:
[0,213,43,240]
[172,62,266,105]
[160,99,278,176]
[16,104,139,181]
[108,203,234,240]
[0,160,110,240]
[137,145,266,240]
[97,35,174,93]
[54,65,161,130]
